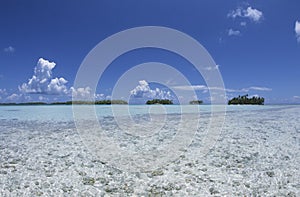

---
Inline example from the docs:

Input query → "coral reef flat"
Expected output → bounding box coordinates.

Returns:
[0,105,299,196]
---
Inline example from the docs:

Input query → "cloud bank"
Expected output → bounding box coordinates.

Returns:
[130,80,172,100]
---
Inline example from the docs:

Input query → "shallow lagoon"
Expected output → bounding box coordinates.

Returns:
[0,105,299,196]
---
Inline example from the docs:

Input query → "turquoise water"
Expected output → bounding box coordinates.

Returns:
[0,104,287,122]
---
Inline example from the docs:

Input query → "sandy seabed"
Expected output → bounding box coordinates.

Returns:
[0,106,299,196]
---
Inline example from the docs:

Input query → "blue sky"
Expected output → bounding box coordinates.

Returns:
[0,0,299,104]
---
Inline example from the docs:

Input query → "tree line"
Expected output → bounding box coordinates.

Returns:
[146,99,173,105]
[0,100,128,105]
[228,94,265,105]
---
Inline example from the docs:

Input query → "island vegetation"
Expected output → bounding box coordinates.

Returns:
[0,100,128,106]
[189,100,203,105]
[146,99,173,105]
[228,94,265,105]
[0,102,48,106]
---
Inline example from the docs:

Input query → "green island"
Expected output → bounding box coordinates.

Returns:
[228,94,265,105]
[189,100,203,105]
[0,100,128,106]
[146,99,173,105]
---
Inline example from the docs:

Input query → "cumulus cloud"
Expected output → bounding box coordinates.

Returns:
[4,46,15,53]
[130,80,172,100]
[228,6,263,22]
[70,87,93,100]
[228,7,242,19]
[17,57,109,102]
[295,21,300,42]
[94,93,111,100]
[19,58,69,95]
[244,7,263,22]
[38,96,48,101]
[5,93,31,102]
[228,29,241,36]
[47,78,68,94]
[95,93,105,100]
[6,93,21,101]
[70,87,110,100]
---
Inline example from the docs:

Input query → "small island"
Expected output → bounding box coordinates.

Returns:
[189,100,203,105]
[228,94,265,105]
[146,99,173,105]
[0,100,128,106]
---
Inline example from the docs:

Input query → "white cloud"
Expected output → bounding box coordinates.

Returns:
[228,7,242,18]
[246,86,272,91]
[244,7,263,22]
[6,93,21,101]
[227,86,271,92]
[5,93,31,102]
[240,21,247,26]
[70,87,93,100]
[4,46,15,53]
[173,85,271,93]
[94,93,111,100]
[18,58,102,100]
[47,78,68,94]
[173,85,208,91]
[38,96,47,101]
[295,21,300,42]
[130,80,172,100]
[0,89,7,101]
[204,64,219,71]
[249,94,260,98]
[228,6,263,22]
[293,96,300,99]
[228,29,241,36]
[173,85,230,93]
[95,93,105,100]
[19,58,69,95]
[0,88,7,95]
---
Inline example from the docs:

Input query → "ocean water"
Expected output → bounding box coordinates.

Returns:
[0,105,299,196]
